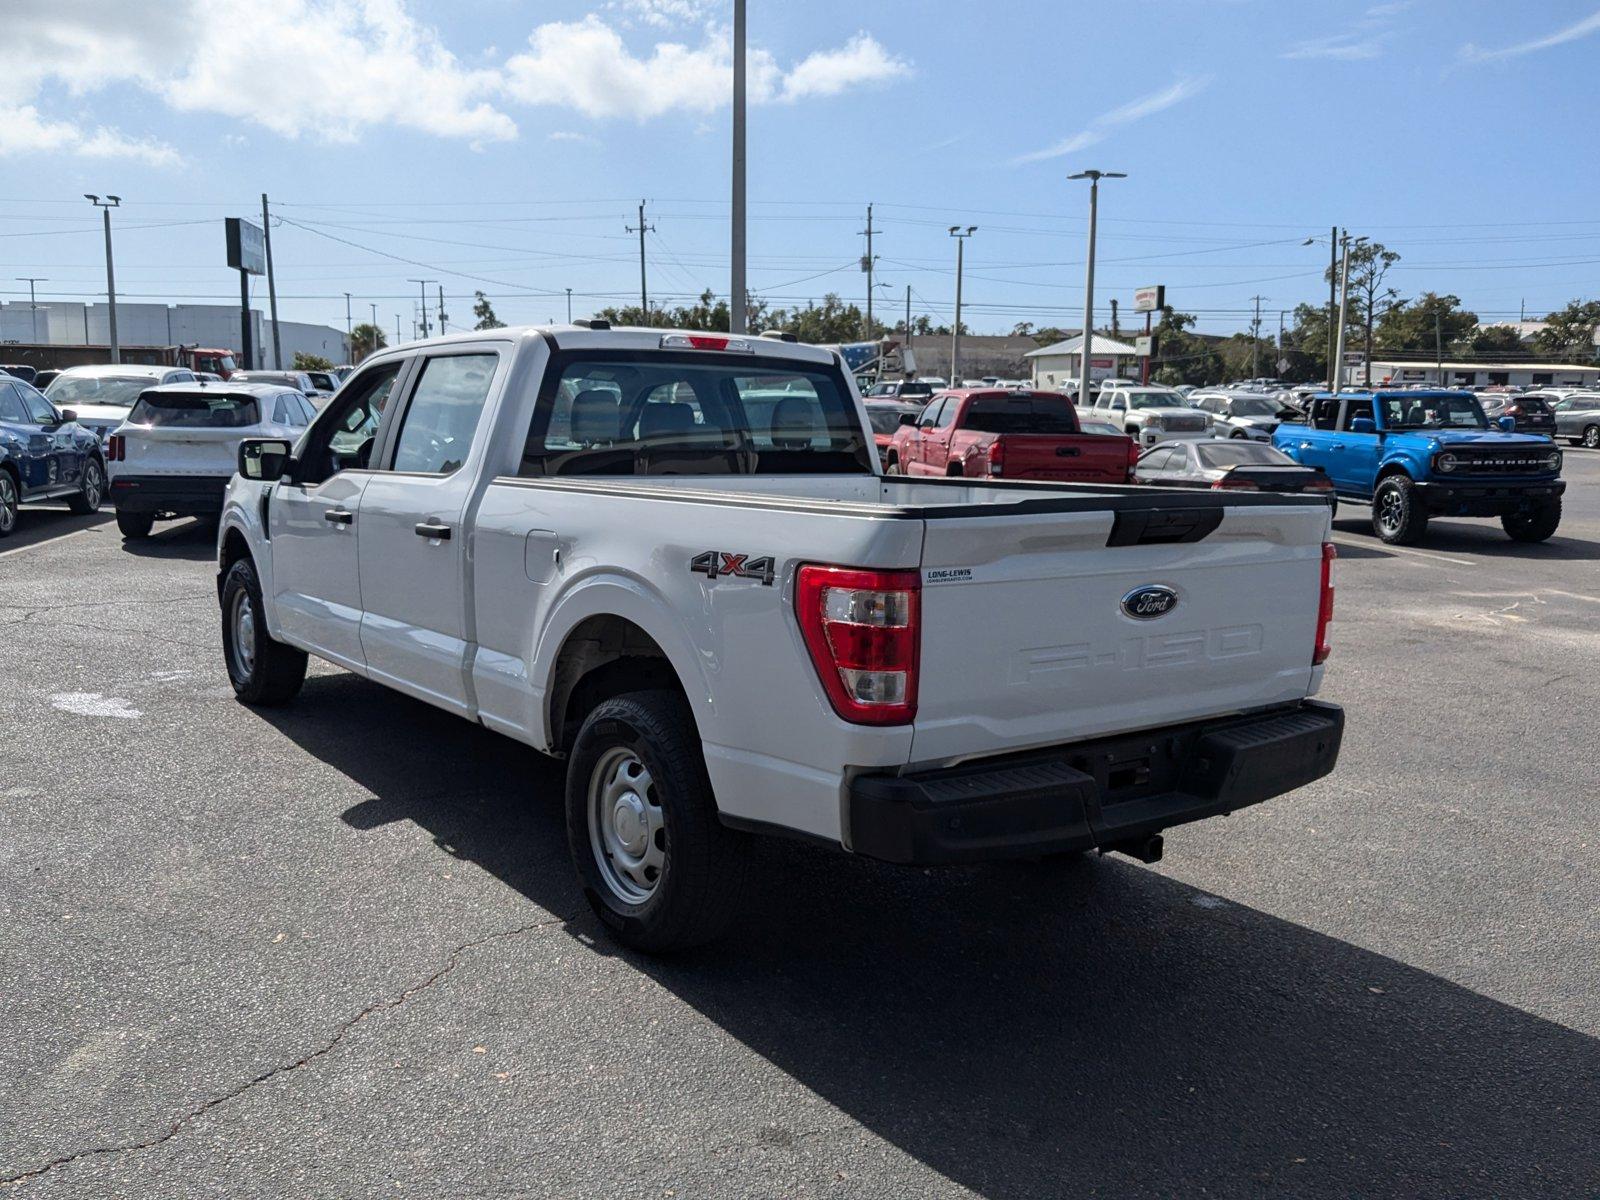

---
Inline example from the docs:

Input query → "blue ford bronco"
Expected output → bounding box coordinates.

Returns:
[1273,390,1564,545]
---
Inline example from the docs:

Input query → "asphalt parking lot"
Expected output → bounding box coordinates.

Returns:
[2,456,1597,1198]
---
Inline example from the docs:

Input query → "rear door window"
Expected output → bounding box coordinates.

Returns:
[129,392,260,427]
[0,382,27,422]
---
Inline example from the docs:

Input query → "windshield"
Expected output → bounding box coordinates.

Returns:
[522,353,872,477]
[866,404,920,435]
[899,382,933,398]
[45,375,154,409]
[1197,442,1293,469]
[129,392,259,428]
[1124,391,1178,410]
[963,393,1078,435]
[1229,397,1279,417]
[1380,395,1488,430]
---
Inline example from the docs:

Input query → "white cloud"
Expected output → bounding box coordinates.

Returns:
[1460,9,1600,63]
[1283,32,1388,60]
[607,0,716,29]
[1014,77,1211,165]
[547,130,598,144]
[503,18,905,119]
[0,103,180,165]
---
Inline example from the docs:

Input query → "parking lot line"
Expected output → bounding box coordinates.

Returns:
[1331,536,1476,568]
[0,528,92,560]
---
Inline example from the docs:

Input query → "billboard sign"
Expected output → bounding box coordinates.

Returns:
[1135,335,1154,357]
[1132,285,1165,313]
[225,217,266,275]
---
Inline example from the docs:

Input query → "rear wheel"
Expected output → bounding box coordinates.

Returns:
[0,471,18,538]
[115,510,155,540]
[1502,499,1561,543]
[1230,428,1248,439]
[883,454,901,475]
[1583,425,1600,449]
[566,690,747,953]
[67,457,104,515]
[220,557,307,705]
[1372,475,1428,545]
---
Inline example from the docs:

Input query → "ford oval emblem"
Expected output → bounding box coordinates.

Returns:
[1121,585,1178,620]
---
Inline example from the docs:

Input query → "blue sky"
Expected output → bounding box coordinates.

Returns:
[4,0,1600,342]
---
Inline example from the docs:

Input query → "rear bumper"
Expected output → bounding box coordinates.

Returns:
[1412,478,1564,516]
[846,701,1344,865]
[109,474,230,515]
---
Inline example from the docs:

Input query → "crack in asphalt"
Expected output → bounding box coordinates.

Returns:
[0,915,569,1190]
[0,594,205,618]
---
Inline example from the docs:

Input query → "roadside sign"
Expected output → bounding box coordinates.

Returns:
[1277,357,1290,373]
[1133,285,1165,313]
[1343,351,1366,366]
[1135,335,1154,357]
[225,218,265,276]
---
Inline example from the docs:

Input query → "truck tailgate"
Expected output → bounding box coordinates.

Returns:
[912,502,1328,763]
[997,433,1131,482]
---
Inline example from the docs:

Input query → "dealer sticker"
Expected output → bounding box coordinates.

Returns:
[924,567,974,585]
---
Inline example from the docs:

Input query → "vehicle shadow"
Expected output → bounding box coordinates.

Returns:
[118,518,218,562]
[0,505,113,555]
[1419,521,1600,561]
[263,674,1599,1199]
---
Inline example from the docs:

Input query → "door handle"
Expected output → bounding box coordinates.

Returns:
[415,521,452,541]
[1331,444,1345,452]
[323,508,354,525]
[1299,442,1314,450]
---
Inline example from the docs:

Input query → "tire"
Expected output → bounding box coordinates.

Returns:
[1372,475,1429,545]
[1583,425,1600,449]
[67,456,105,515]
[1502,498,1562,543]
[0,470,18,539]
[116,509,155,540]
[1230,429,1248,439]
[565,690,747,954]
[220,557,307,706]
[884,455,901,475]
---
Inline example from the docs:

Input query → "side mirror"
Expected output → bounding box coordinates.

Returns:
[899,412,919,427]
[239,438,294,482]
[1497,415,1517,432]
[58,408,78,424]
[1350,417,1377,434]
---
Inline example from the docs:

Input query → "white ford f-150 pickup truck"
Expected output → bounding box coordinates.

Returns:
[216,325,1343,951]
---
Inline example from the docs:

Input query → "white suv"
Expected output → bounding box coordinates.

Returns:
[1091,384,1211,447]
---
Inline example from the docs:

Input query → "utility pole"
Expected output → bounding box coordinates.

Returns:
[1250,295,1264,378]
[860,203,882,339]
[1332,233,1365,395]
[1068,170,1126,402]
[16,278,46,342]
[85,194,121,363]
[566,288,573,323]
[1327,226,1338,391]
[626,200,654,319]
[730,0,747,334]
[438,285,447,334]
[262,194,283,368]
[948,226,977,386]
[408,279,435,338]
[395,314,402,345]
[1278,309,1287,377]
[344,292,352,360]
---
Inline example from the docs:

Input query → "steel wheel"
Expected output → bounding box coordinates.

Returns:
[587,747,666,904]
[1584,425,1600,449]
[228,585,257,683]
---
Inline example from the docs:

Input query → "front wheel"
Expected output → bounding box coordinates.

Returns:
[116,509,155,540]
[220,558,307,705]
[566,690,747,954]
[67,457,104,515]
[1502,499,1561,543]
[1372,476,1428,545]
[1230,429,1248,439]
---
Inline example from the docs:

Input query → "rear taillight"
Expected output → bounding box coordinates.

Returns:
[1125,438,1140,481]
[1314,542,1336,666]
[106,435,124,462]
[1212,477,1259,491]
[795,565,920,726]
[987,439,1004,476]
[1303,476,1334,492]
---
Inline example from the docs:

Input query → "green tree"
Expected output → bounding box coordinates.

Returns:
[1329,241,1400,386]
[473,291,506,330]
[1468,324,1526,356]
[350,322,387,361]
[1149,309,1222,386]
[292,351,334,371]
[1376,292,1478,354]
[1533,300,1600,359]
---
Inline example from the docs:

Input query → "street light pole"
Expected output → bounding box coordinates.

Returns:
[1331,233,1365,396]
[17,278,46,343]
[1068,170,1126,402]
[730,0,747,334]
[85,194,122,364]
[566,287,573,323]
[344,292,352,361]
[948,226,976,386]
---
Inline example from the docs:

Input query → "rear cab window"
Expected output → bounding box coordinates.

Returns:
[963,393,1078,435]
[521,352,871,477]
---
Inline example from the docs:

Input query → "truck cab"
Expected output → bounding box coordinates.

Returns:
[1274,390,1564,544]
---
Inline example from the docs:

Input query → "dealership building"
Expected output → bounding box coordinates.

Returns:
[0,300,349,369]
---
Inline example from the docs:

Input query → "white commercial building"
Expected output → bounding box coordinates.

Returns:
[1364,359,1600,390]
[0,300,348,368]
[1025,333,1141,390]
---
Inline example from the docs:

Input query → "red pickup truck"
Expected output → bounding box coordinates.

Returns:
[884,388,1138,482]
